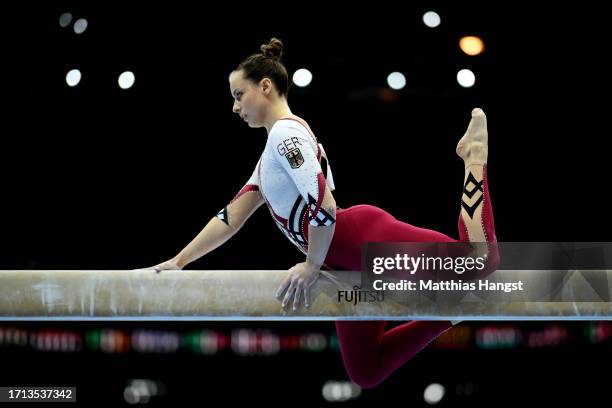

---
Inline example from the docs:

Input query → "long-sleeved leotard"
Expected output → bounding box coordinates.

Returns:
[219,115,499,389]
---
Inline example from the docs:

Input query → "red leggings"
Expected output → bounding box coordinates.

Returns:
[324,165,498,388]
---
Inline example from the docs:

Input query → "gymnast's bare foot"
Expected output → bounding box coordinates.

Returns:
[456,108,488,167]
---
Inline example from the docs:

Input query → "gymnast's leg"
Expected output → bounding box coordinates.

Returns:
[334,108,499,388]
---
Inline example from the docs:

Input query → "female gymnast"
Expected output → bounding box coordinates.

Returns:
[148,38,499,388]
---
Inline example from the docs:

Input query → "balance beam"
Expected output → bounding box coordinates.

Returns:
[0,270,611,320]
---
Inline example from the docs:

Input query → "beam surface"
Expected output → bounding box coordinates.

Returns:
[1,270,611,320]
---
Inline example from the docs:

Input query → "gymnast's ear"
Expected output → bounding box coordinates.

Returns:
[260,77,273,96]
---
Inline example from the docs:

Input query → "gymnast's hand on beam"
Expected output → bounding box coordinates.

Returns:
[135,258,182,274]
[275,261,321,311]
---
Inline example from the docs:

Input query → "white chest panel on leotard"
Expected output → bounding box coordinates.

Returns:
[236,116,336,254]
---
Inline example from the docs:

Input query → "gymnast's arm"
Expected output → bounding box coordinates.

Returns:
[276,175,337,309]
[172,189,264,269]
[305,184,337,269]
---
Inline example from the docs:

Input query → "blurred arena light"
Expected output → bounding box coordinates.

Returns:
[59,13,72,28]
[123,379,163,405]
[459,36,485,56]
[293,68,313,87]
[65,69,81,87]
[118,71,136,89]
[457,68,476,88]
[73,18,88,34]
[424,383,445,404]
[387,72,406,90]
[322,380,361,402]
[423,11,441,28]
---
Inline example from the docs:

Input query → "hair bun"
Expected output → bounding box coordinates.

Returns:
[260,38,284,60]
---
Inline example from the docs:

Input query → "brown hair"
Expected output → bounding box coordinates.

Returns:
[235,38,290,97]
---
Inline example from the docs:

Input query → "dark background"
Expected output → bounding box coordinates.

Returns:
[2,1,610,406]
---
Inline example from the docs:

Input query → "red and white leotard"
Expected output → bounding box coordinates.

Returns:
[226,116,336,255]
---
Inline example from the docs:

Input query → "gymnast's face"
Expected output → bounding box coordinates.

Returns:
[229,70,271,128]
